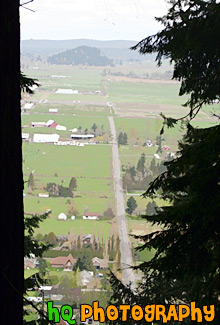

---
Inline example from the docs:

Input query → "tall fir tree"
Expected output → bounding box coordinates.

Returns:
[109,1,220,323]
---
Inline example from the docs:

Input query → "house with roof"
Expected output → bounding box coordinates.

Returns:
[49,254,75,270]
[92,257,108,270]
[83,212,100,220]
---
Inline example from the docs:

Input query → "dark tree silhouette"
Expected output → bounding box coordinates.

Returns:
[0,1,23,324]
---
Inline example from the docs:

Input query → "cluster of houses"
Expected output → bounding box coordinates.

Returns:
[25,253,107,272]
[57,212,100,221]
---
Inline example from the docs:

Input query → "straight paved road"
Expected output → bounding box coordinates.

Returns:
[108,116,135,289]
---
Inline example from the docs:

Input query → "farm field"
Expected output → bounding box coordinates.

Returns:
[22,112,110,137]
[23,143,112,178]
[106,80,188,105]
[32,217,112,241]
[23,64,104,91]
[22,62,219,260]
[24,195,113,218]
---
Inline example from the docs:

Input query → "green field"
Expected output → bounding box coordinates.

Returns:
[32,103,109,116]
[22,62,219,256]
[23,65,104,91]
[24,195,114,217]
[22,112,110,138]
[32,217,112,240]
[107,81,188,105]
[23,143,112,178]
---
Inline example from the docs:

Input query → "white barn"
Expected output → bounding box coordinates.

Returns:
[33,133,60,143]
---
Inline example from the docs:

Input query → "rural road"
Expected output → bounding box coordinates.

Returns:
[108,116,135,289]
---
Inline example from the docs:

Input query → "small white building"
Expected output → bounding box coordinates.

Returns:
[71,216,75,220]
[49,108,58,113]
[154,153,160,159]
[38,193,49,198]
[56,125,67,131]
[33,133,60,143]
[69,128,78,133]
[22,133,29,141]
[58,213,67,221]
[55,89,78,95]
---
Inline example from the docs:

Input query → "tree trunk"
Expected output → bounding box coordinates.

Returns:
[0,1,23,323]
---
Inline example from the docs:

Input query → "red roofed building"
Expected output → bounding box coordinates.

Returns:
[50,254,75,270]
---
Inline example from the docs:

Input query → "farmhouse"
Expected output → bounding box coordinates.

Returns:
[58,212,67,220]
[83,213,100,220]
[50,254,75,270]
[92,257,108,269]
[33,133,60,143]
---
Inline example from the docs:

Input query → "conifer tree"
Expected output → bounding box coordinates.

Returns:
[108,1,220,323]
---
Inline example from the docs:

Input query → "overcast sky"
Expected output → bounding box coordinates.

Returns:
[20,0,168,41]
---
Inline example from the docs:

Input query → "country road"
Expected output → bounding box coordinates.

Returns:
[108,116,135,289]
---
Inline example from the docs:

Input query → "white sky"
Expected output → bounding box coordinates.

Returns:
[20,0,168,41]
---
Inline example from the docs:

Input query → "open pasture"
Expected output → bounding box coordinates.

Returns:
[21,112,110,137]
[23,64,104,91]
[32,103,109,116]
[24,194,113,218]
[23,143,112,179]
[106,80,188,105]
[32,217,112,240]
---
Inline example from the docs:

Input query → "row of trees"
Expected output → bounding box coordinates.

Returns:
[123,154,166,191]
[45,177,77,198]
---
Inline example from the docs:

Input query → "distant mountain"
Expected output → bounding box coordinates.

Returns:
[21,39,155,62]
[47,46,114,66]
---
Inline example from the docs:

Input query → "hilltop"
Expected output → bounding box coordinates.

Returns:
[47,46,114,66]
[21,38,154,62]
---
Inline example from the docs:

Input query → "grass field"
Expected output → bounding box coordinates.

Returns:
[23,65,104,91]
[23,143,112,178]
[32,217,112,240]
[22,113,110,138]
[22,62,219,262]
[107,80,188,105]
[32,103,109,116]
[24,195,114,217]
